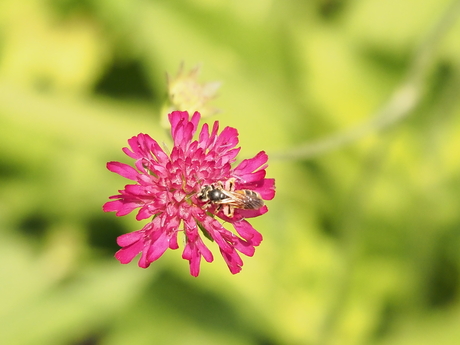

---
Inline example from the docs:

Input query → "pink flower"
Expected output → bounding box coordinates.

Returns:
[103,111,275,276]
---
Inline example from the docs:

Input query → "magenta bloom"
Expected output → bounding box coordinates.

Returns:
[103,111,275,276]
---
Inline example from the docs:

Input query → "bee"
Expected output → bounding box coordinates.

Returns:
[198,178,264,218]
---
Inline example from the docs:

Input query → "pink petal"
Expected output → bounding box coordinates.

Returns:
[214,126,239,151]
[169,231,179,249]
[124,134,149,159]
[146,231,170,262]
[254,178,276,200]
[102,199,122,213]
[136,206,154,220]
[117,231,143,246]
[236,206,268,219]
[199,121,220,150]
[238,169,266,183]
[233,151,268,176]
[115,243,143,264]
[138,245,153,268]
[107,162,139,181]
[190,111,201,128]
[189,252,201,277]
[198,123,210,147]
[114,232,144,264]
[196,238,213,263]
[170,111,199,147]
[182,238,213,277]
[205,222,233,254]
[233,220,263,245]
[169,111,189,135]
[220,249,243,274]
[103,200,140,216]
[222,147,241,164]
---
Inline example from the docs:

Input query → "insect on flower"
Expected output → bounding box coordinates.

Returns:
[103,110,275,276]
[198,178,264,218]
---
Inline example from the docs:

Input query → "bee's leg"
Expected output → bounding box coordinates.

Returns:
[222,205,234,218]
[225,178,236,192]
[200,200,210,210]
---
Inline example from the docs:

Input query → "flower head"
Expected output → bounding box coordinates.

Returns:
[103,111,275,276]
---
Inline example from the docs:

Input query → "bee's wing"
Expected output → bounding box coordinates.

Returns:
[217,190,248,207]
[220,190,264,209]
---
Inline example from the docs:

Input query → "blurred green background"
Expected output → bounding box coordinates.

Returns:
[1,0,460,344]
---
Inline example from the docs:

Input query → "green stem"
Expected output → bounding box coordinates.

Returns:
[272,0,460,161]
